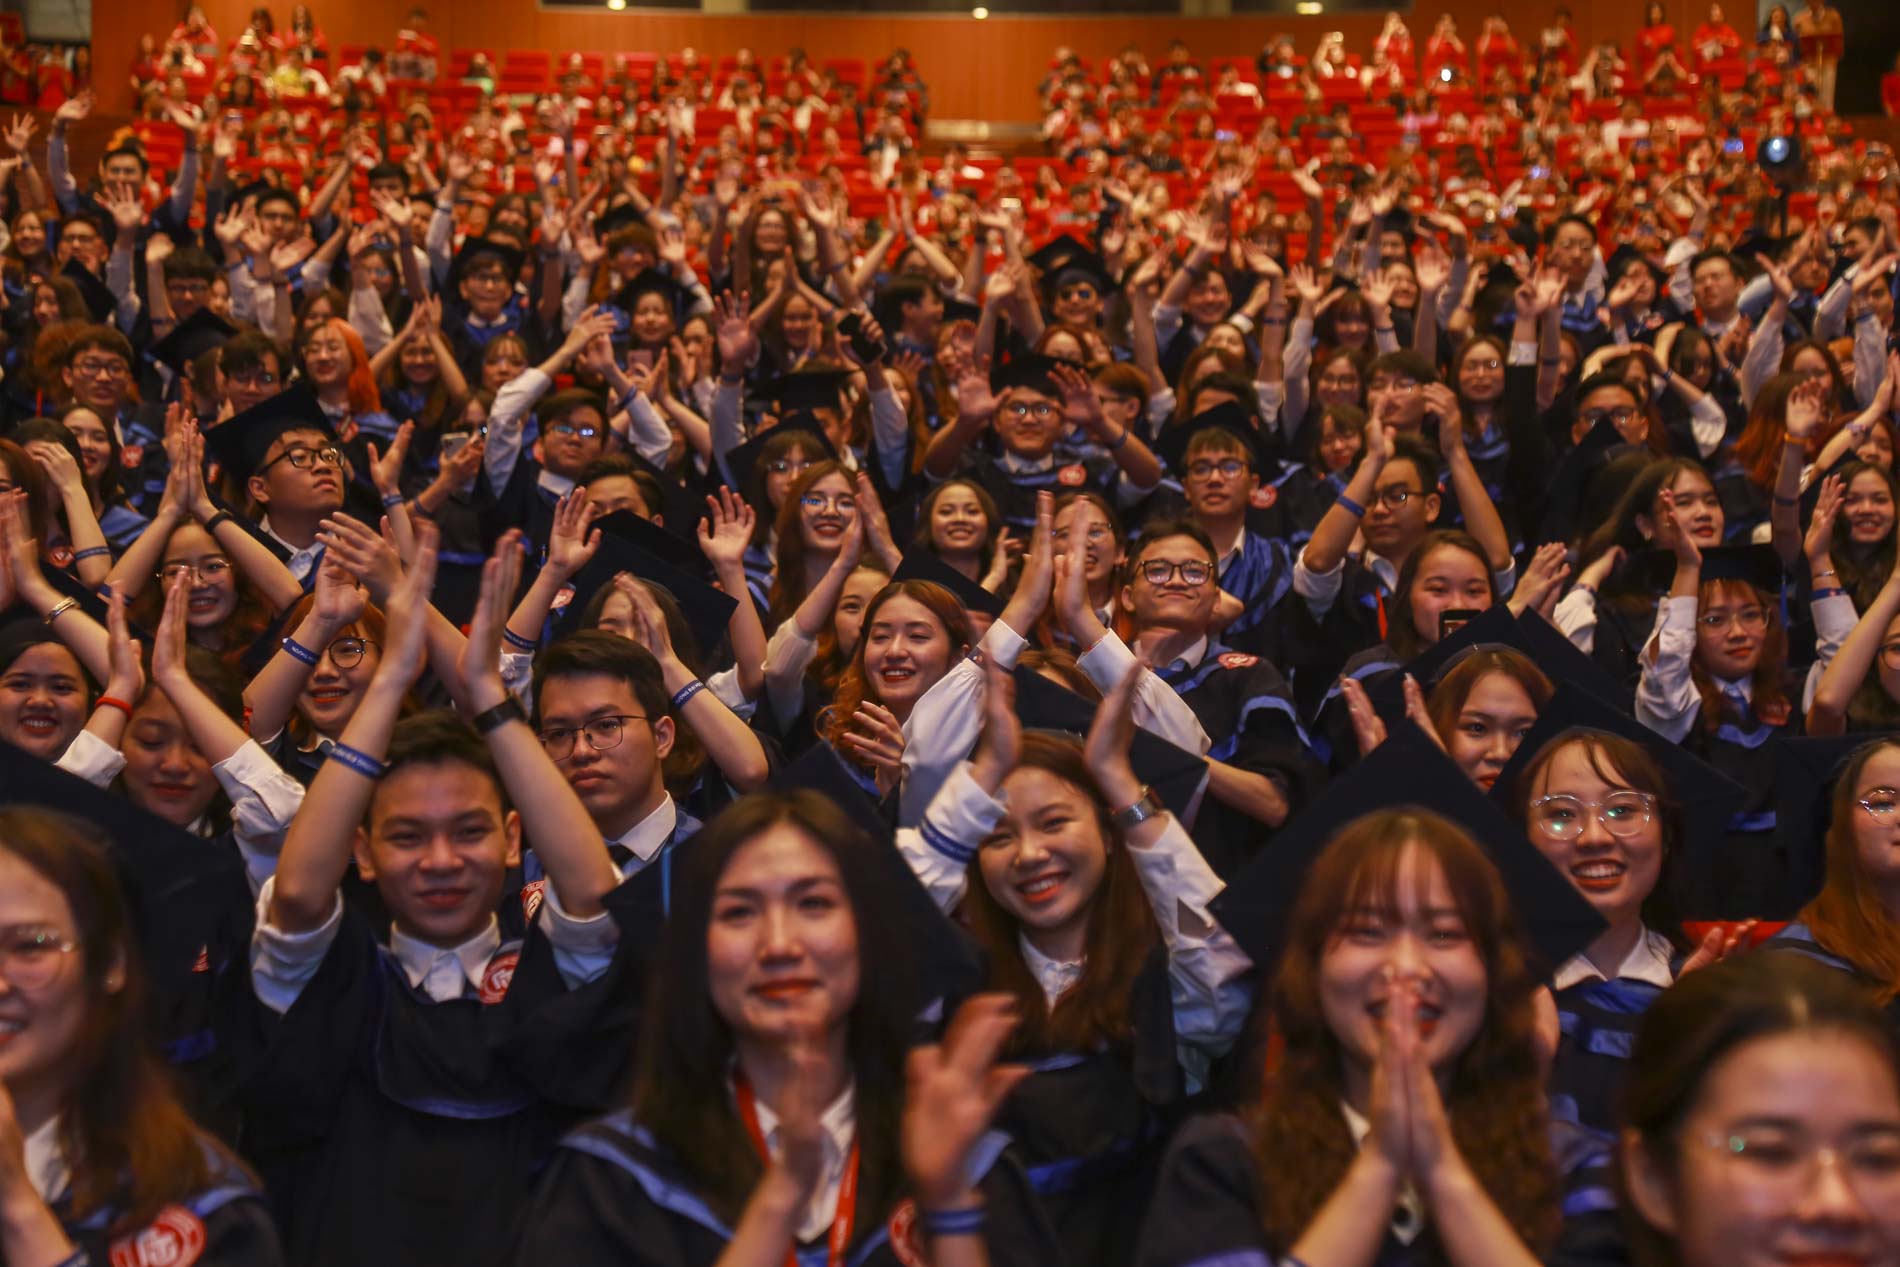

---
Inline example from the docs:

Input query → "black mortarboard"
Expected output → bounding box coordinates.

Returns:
[202,385,336,478]
[989,351,1065,396]
[449,235,526,286]
[551,509,737,658]
[1695,543,1785,595]
[146,307,240,375]
[1515,609,1629,706]
[63,260,116,323]
[1773,733,1891,915]
[1011,664,1210,822]
[942,296,982,324]
[762,366,856,416]
[1491,683,1746,926]
[0,737,254,1025]
[892,549,1004,618]
[593,202,648,238]
[611,268,685,324]
[768,744,985,1010]
[1154,400,1272,476]
[1027,234,1113,296]
[1361,602,1519,722]
[1607,243,1668,288]
[1209,721,1605,973]
[719,412,838,495]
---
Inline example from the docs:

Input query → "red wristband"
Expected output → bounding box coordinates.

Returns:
[95,695,135,718]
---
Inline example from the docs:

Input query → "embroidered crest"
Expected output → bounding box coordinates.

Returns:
[1057,463,1087,487]
[520,878,547,923]
[191,945,210,973]
[551,583,576,612]
[110,1205,206,1267]
[122,443,145,470]
[47,543,72,568]
[1250,484,1278,510]
[479,950,519,1005]
[887,1199,928,1267]
[1218,652,1259,670]
[1757,698,1793,727]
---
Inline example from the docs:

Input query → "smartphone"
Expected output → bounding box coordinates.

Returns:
[1530,165,1548,180]
[1723,136,1745,156]
[440,429,477,461]
[1440,608,1483,638]
[837,311,888,365]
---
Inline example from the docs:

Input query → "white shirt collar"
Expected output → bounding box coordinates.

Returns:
[259,516,321,578]
[1339,1101,1425,1244]
[1018,931,1084,1008]
[1364,549,1400,593]
[23,1113,67,1203]
[999,450,1055,475]
[1717,674,1755,704]
[608,795,678,872]
[1159,635,1210,672]
[1554,926,1677,992]
[743,1076,858,1244]
[536,468,576,498]
[389,916,503,1001]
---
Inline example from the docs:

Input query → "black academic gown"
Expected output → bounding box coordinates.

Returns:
[508,1108,1065,1267]
[54,1139,285,1267]
[233,899,647,1267]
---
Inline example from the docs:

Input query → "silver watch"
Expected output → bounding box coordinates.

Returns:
[1111,786,1163,830]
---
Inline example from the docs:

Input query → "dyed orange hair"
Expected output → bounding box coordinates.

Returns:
[313,318,383,417]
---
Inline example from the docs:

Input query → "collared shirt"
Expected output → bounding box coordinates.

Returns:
[743,1077,858,1244]
[1340,1101,1425,1244]
[24,1113,67,1203]
[998,449,1056,476]
[1554,926,1677,992]
[535,467,575,501]
[391,918,504,1002]
[1018,932,1084,1008]
[607,796,678,875]
[260,516,323,585]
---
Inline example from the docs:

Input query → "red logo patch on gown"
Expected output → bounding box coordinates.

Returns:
[121,443,145,469]
[887,1199,928,1266]
[479,950,519,1005]
[520,879,547,923]
[110,1205,207,1267]
[1057,463,1087,487]
[1250,484,1278,510]
[1218,652,1259,669]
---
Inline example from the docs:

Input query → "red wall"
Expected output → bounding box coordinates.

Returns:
[98,0,1663,124]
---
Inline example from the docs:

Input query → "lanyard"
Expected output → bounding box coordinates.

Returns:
[734,1071,860,1267]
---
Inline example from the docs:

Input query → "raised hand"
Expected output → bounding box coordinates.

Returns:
[53,89,92,124]
[968,654,1020,793]
[1755,251,1796,303]
[1341,676,1389,757]
[902,994,1030,1209]
[100,184,146,236]
[458,529,525,704]
[312,553,369,628]
[101,586,146,705]
[367,422,413,499]
[546,489,601,577]
[1288,262,1324,306]
[1679,919,1758,974]
[316,513,405,604]
[377,520,439,689]
[2,112,34,154]
[1783,376,1831,441]
[23,440,83,500]
[955,357,997,423]
[1804,473,1843,565]
[1050,362,1102,431]
[150,573,194,692]
[713,290,758,372]
[843,700,907,796]
[1509,541,1571,619]
[1082,661,1146,807]
[1658,488,1702,569]
[697,486,754,572]
[1421,383,1465,458]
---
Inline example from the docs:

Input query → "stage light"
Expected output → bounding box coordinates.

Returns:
[606,0,626,9]
[972,6,988,16]
[1296,1,1322,12]
[1758,132,1801,183]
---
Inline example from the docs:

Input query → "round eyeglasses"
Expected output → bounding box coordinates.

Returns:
[538,713,649,761]
[1529,791,1657,841]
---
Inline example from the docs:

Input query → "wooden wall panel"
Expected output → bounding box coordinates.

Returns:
[98,0,1664,124]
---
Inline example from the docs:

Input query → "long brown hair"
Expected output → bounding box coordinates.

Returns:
[1797,738,1900,1001]
[0,808,243,1233]
[1388,530,1497,661]
[1688,578,1790,734]
[766,459,852,629]
[131,521,280,662]
[958,733,1158,1055]
[276,591,396,745]
[1732,372,1807,493]
[1252,809,1560,1257]
[1423,647,1554,750]
[819,580,970,771]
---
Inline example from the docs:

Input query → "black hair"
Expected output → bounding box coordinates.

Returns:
[530,630,670,728]
[1366,348,1438,385]
[378,710,507,811]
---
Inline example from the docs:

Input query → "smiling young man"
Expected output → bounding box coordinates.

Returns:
[204,388,349,588]
[243,536,634,1267]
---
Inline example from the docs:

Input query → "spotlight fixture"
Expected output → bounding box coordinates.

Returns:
[972,6,988,16]
[1758,132,1801,184]
[1296,1,1322,13]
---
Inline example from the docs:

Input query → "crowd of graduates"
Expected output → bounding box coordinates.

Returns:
[6,4,1900,1266]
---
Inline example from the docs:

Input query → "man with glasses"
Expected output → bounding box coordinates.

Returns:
[205,389,347,587]
[1113,520,1319,877]
[1161,404,1295,649]
[923,353,1161,531]
[49,91,200,245]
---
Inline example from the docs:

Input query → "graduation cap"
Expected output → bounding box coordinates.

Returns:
[1209,721,1605,973]
[942,296,982,324]
[593,202,649,239]
[1361,602,1521,722]
[1773,733,1891,916]
[449,235,526,286]
[1622,542,1785,600]
[551,509,737,658]
[0,737,254,1025]
[719,412,838,495]
[611,268,685,324]
[892,549,1003,619]
[203,385,335,479]
[1011,664,1209,822]
[1027,234,1112,297]
[761,366,856,417]
[1731,230,1787,268]
[989,351,1066,396]
[146,307,240,376]
[1154,400,1272,476]
[768,744,985,1010]
[63,260,116,323]
[1607,243,1668,289]
[1490,682,1747,929]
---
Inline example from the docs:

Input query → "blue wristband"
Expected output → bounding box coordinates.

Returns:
[919,1206,988,1238]
[670,680,705,710]
[71,546,110,561]
[501,628,538,652]
[1335,493,1367,518]
[381,492,406,509]
[1812,586,1848,600]
[327,743,387,779]
[281,636,320,666]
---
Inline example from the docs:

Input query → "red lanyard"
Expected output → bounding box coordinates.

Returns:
[734,1071,860,1267]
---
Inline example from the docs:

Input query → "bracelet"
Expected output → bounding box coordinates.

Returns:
[1782,437,1807,449]
[281,636,321,666]
[327,742,388,779]
[1813,568,1837,577]
[670,680,705,710]
[94,695,134,718]
[1540,357,1560,365]
[380,492,406,509]
[204,510,235,534]
[1773,494,1800,507]
[472,696,528,735]
[1812,586,1848,600]
[71,545,110,561]
[1105,425,1130,452]
[918,1206,988,1238]
[1373,325,1395,334]
[501,627,538,652]
[1335,493,1367,518]
[42,598,76,626]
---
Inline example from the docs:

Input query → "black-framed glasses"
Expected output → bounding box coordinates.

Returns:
[548,422,600,440]
[0,926,79,990]
[1581,405,1642,429]
[1004,401,1060,420]
[324,636,379,670]
[1187,458,1249,480]
[767,457,813,477]
[260,445,343,473]
[1529,791,1657,841]
[1372,485,1422,510]
[158,558,233,584]
[73,357,129,378]
[226,368,278,387]
[1138,558,1214,587]
[538,713,649,761]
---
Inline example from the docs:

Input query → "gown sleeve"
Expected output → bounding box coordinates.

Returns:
[1132,1113,1274,1267]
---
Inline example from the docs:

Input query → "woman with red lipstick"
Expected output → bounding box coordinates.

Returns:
[0,619,90,762]
[897,659,1250,1267]
[913,478,1008,592]
[767,461,902,634]
[1341,646,1554,792]
[510,791,1061,1267]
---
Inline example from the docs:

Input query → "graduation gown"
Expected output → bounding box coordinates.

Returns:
[957,448,1124,532]
[1132,1111,1629,1267]
[233,903,646,1267]
[1550,970,1673,1136]
[508,1109,1065,1267]
[54,1138,285,1267]
[1679,700,1803,920]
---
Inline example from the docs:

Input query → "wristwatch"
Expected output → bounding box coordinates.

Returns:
[1111,785,1164,831]
[471,696,528,735]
